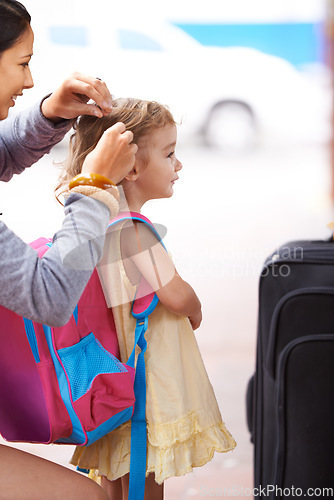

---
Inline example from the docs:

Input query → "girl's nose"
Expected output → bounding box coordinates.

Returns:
[24,67,34,89]
[175,158,182,171]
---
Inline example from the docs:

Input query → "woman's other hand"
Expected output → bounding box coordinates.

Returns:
[82,122,138,184]
[41,72,113,122]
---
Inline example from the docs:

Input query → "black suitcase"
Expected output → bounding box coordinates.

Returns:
[247,238,334,498]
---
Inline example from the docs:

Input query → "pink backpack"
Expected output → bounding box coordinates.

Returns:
[0,212,161,499]
[1,234,134,445]
[0,213,160,445]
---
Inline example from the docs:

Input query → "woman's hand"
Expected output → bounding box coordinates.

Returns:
[41,72,113,123]
[82,122,138,184]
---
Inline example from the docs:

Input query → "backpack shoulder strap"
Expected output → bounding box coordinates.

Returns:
[108,211,165,500]
[108,211,165,322]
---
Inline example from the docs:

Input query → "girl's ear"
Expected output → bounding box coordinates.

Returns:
[124,164,139,182]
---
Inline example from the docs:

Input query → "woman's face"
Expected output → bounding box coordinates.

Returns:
[0,26,34,120]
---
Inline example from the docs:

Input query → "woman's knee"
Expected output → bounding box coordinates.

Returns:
[83,481,109,500]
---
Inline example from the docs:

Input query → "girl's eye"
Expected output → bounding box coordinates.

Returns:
[167,151,175,158]
[21,62,29,68]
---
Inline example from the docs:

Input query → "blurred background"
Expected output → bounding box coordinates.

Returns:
[1,0,334,498]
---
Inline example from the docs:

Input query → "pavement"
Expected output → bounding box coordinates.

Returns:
[0,137,332,499]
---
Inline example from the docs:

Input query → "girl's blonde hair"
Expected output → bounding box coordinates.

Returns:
[56,97,176,198]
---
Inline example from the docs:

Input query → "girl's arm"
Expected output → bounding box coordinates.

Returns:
[121,221,202,330]
[158,269,202,330]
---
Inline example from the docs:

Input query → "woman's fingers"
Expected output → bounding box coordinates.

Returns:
[65,77,112,111]
[82,122,138,184]
[112,123,135,144]
[111,122,126,134]
[41,72,113,122]
[68,72,113,108]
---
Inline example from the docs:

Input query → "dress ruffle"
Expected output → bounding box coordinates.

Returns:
[71,413,236,485]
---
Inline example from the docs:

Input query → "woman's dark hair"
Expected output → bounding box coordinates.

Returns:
[0,0,31,54]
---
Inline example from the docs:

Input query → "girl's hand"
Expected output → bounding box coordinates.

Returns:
[82,122,138,184]
[189,309,202,330]
[41,72,113,123]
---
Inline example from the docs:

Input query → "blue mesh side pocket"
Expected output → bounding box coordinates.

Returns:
[58,333,127,402]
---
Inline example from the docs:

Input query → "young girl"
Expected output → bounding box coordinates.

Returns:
[59,98,236,499]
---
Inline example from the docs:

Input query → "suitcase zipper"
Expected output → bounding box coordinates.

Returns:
[266,287,334,378]
[266,242,334,267]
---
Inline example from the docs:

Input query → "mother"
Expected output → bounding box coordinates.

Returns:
[0,1,137,499]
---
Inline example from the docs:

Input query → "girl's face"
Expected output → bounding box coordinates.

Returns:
[0,26,34,120]
[136,124,182,202]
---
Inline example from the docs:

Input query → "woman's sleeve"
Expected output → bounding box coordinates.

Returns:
[0,192,112,326]
[0,101,72,181]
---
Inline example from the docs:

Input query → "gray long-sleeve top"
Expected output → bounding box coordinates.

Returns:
[0,103,112,326]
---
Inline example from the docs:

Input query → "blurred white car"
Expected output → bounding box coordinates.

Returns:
[18,19,331,150]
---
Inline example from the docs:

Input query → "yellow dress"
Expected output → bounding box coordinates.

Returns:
[71,219,236,484]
